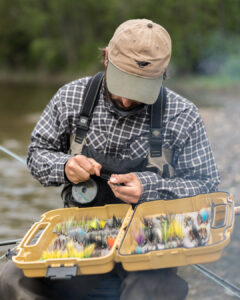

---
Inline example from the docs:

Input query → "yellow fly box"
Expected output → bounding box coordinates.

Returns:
[12,192,234,278]
[13,204,133,278]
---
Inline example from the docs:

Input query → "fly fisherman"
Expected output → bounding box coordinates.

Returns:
[0,19,219,300]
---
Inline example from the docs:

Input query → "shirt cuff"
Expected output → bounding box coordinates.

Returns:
[50,154,72,185]
[135,171,161,202]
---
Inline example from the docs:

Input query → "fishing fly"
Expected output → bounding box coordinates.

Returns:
[131,209,211,254]
[41,215,122,260]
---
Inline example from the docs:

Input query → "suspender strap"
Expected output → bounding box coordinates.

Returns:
[75,71,166,158]
[75,72,104,144]
[149,86,167,157]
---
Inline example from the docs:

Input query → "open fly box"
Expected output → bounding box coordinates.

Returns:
[12,192,234,278]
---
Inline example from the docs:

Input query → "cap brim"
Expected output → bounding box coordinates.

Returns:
[106,61,163,105]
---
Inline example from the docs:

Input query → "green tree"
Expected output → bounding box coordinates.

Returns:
[0,0,239,74]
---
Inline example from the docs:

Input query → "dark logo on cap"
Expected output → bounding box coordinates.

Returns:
[135,60,151,68]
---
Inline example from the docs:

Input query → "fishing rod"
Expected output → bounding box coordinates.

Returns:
[0,145,26,165]
[0,239,23,247]
[193,264,240,298]
[0,146,27,249]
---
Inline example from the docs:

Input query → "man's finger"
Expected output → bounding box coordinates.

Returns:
[87,158,102,176]
[108,182,139,204]
[110,174,131,185]
[110,185,137,204]
[67,166,90,183]
[74,155,96,174]
[110,184,138,197]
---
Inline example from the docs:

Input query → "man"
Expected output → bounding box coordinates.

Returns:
[0,19,219,299]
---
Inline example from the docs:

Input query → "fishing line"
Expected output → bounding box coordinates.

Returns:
[0,145,26,165]
[193,264,240,298]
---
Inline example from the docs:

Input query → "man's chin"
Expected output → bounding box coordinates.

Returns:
[115,105,136,111]
[114,102,141,111]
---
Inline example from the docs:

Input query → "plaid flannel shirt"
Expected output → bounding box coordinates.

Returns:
[27,75,220,201]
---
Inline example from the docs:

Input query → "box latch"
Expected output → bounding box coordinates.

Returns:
[46,265,77,280]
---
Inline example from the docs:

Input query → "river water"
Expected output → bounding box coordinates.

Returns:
[0,81,240,299]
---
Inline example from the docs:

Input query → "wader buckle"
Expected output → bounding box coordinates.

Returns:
[150,128,162,157]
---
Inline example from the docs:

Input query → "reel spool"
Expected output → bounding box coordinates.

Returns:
[72,178,98,204]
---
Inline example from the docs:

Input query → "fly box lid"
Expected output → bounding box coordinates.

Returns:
[12,192,234,278]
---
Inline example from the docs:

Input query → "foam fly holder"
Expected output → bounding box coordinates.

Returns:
[12,192,234,278]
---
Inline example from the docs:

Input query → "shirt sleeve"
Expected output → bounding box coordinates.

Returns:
[27,88,72,186]
[135,107,220,201]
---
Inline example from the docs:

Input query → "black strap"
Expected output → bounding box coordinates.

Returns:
[75,71,104,144]
[149,86,167,157]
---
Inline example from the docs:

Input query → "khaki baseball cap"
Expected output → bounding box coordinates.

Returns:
[106,19,172,105]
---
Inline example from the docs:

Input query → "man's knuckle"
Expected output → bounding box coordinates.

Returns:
[84,173,90,180]
[72,178,78,184]
[68,160,75,169]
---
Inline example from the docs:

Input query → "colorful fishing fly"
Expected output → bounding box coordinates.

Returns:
[41,215,123,260]
[131,208,211,254]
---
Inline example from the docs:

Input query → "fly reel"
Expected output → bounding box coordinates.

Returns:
[72,178,98,204]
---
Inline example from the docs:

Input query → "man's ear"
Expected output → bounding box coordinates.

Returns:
[104,48,109,67]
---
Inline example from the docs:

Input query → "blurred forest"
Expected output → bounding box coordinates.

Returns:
[0,0,240,78]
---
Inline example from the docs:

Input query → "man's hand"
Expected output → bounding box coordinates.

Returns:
[108,173,142,204]
[65,155,102,184]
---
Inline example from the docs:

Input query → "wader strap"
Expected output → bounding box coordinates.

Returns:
[75,71,104,144]
[149,86,166,157]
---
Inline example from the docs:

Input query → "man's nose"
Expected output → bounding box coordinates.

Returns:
[121,98,133,107]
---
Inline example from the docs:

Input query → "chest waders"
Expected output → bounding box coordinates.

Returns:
[61,72,174,207]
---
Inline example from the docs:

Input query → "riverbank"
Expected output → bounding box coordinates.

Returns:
[200,94,240,200]
[0,69,239,90]
[0,70,92,86]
